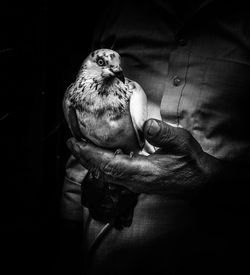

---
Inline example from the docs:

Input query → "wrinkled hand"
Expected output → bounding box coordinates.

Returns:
[67,119,216,196]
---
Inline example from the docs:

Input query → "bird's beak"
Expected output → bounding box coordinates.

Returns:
[111,66,125,83]
[115,71,125,83]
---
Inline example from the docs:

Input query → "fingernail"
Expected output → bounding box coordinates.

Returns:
[147,120,161,137]
[66,139,80,154]
[72,143,80,154]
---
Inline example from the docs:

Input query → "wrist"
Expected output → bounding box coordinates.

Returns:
[198,151,221,184]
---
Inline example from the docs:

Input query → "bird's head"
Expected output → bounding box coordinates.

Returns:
[81,49,125,83]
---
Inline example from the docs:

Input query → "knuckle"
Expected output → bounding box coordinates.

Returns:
[176,127,192,143]
[102,162,113,175]
[160,125,173,144]
[102,161,121,179]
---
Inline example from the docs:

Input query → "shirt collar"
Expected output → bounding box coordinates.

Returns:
[154,0,215,23]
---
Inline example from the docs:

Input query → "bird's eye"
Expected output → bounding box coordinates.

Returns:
[97,57,105,66]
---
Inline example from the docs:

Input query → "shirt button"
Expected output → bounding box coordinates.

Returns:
[173,76,182,86]
[178,38,187,46]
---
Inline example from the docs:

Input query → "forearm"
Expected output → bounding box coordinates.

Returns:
[201,151,250,185]
[145,152,250,197]
[197,151,250,206]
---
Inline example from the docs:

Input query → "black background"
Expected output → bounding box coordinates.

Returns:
[0,1,106,273]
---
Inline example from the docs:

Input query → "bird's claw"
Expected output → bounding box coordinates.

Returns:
[81,137,87,143]
[89,166,101,180]
[114,149,123,156]
[129,151,134,158]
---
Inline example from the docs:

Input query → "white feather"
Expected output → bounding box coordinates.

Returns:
[128,80,148,149]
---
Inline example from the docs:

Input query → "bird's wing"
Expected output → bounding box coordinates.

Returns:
[62,84,83,139]
[128,79,148,149]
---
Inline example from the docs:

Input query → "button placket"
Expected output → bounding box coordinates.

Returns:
[160,43,191,125]
[173,76,182,86]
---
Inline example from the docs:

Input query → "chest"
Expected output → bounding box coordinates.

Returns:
[76,105,137,151]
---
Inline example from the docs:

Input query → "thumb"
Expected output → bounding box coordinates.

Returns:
[143,119,183,148]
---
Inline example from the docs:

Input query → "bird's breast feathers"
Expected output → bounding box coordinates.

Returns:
[76,107,139,152]
[64,76,147,152]
[68,77,131,114]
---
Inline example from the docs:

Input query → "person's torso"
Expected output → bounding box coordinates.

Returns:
[92,0,250,161]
